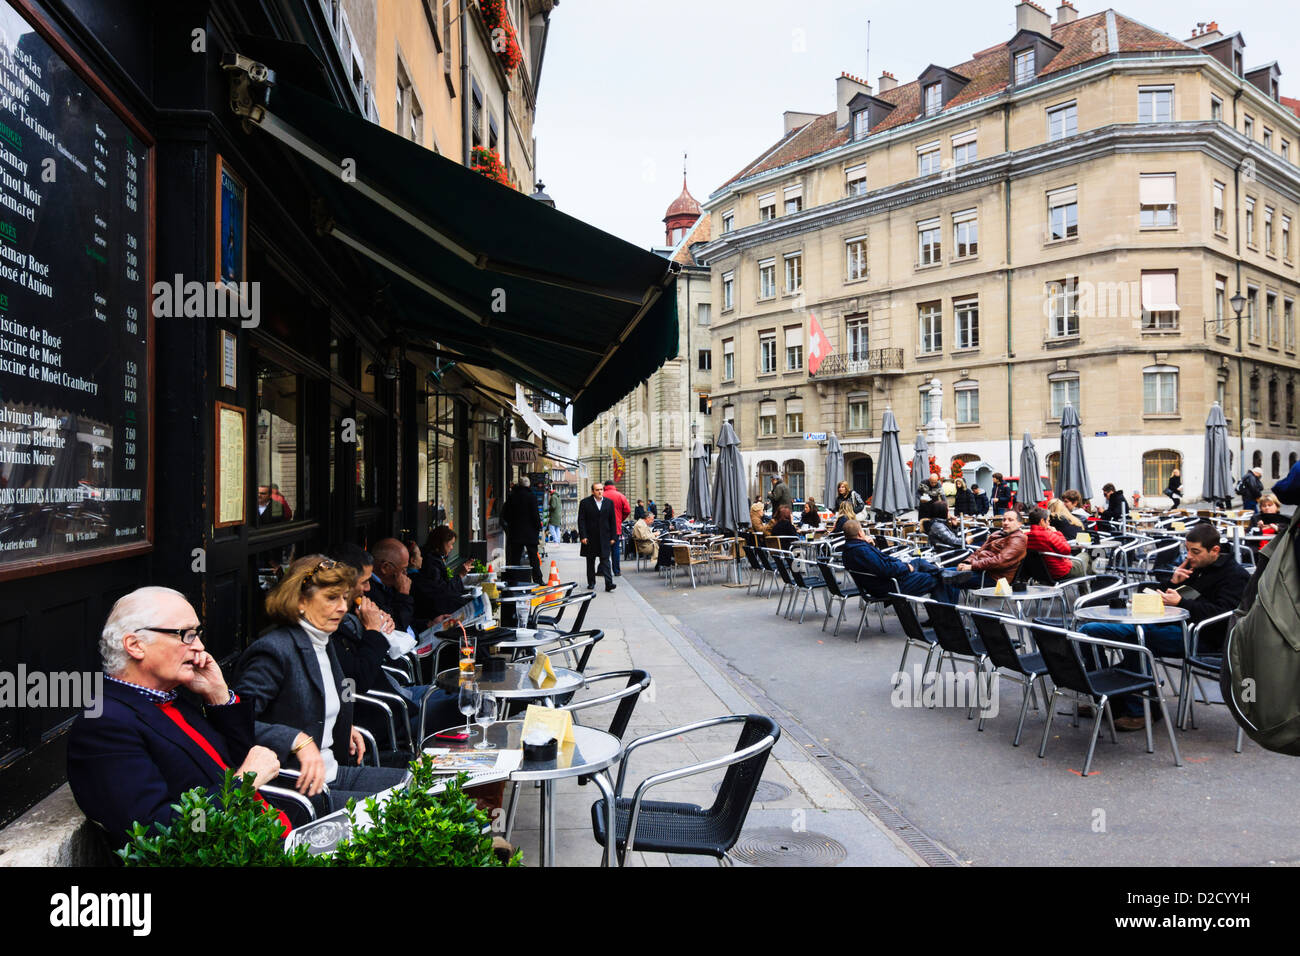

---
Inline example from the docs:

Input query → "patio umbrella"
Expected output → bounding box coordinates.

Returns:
[910,432,929,505]
[1018,432,1044,503]
[711,421,747,583]
[873,409,912,518]
[822,433,844,510]
[1057,403,1093,501]
[686,437,712,520]
[1202,402,1232,506]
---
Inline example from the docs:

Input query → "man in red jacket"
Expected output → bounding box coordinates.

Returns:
[1025,507,1083,580]
[602,480,632,576]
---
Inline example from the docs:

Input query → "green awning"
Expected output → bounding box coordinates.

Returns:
[225,54,678,433]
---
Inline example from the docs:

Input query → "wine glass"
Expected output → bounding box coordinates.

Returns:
[457,681,479,738]
[473,693,498,750]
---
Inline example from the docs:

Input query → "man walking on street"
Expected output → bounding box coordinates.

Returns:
[768,474,793,514]
[1239,467,1265,514]
[603,480,631,575]
[578,482,617,592]
[503,476,544,584]
[546,485,563,543]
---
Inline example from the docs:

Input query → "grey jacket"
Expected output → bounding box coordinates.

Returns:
[234,623,354,770]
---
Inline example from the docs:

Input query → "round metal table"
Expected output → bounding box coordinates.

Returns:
[435,661,585,700]
[1073,604,1189,735]
[433,719,623,867]
[971,584,1060,620]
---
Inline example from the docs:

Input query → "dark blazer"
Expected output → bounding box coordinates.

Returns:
[368,575,414,632]
[332,614,392,697]
[503,485,541,538]
[67,679,255,847]
[577,495,616,557]
[411,555,469,622]
[235,624,354,769]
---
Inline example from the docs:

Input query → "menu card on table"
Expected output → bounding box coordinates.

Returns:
[521,704,574,745]
[1131,591,1165,617]
[528,651,557,688]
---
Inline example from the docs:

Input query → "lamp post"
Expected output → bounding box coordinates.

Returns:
[1230,290,1246,466]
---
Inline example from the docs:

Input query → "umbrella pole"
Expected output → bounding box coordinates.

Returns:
[722,527,745,588]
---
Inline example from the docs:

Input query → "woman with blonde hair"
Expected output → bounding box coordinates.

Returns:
[1047,497,1084,540]
[835,480,865,516]
[832,500,856,536]
[236,555,409,812]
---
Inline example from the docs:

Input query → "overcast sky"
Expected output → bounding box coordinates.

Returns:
[534,0,1300,249]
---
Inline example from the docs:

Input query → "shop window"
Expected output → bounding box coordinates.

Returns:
[255,359,302,524]
[1142,449,1181,498]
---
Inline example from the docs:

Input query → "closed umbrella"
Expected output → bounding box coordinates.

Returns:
[910,432,929,505]
[1018,432,1044,504]
[874,409,912,518]
[685,438,712,520]
[711,422,747,584]
[1202,402,1232,507]
[1057,403,1093,501]
[822,433,844,510]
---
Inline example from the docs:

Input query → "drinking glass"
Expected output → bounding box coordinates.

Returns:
[473,693,498,750]
[458,631,477,677]
[457,681,479,737]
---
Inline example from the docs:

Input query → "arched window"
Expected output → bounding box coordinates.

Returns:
[757,460,779,499]
[1252,450,1263,470]
[851,456,874,500]
[1045,452,1062,495]
[951,452,980,465]
[1290,452,1298,471]
[1142,449,1181,497]
[784,459,806,502]
[1273,451,1282,479]
[643,458,650,502]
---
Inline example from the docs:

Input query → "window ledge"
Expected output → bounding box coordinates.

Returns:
[952,254,979,264]
[1214,230,1230,241]
[1143,413,1181,421]
[955,421,980,428]
[756,372,779,379]
[1214,333,1232,342]
[950,347,981,358]
[915,351,943,361]
[915,261,943,271]
[1139,225,1179,232]
[1044,236,1079,247]
[756,295,777,303]
[844,275,870,285]
[1044,334,1080,349]
[1140,328,1181,335]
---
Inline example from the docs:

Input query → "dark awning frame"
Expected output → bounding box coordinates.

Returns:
[222,53,679,432]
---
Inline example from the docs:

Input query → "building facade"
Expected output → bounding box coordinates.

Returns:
[696,1,1300,506]
[577,177,713,513]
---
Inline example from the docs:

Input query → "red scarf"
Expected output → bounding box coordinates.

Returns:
[157,699,292,837]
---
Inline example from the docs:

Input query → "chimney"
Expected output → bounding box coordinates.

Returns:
[783,110,821,135]
[877,70,897,93]
[1185,20,1224,46]
[836,72,872,129]
[1016,0,1052,36]
[1056,1,1077,24]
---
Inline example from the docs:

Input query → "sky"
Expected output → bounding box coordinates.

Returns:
[534,0,1300,250]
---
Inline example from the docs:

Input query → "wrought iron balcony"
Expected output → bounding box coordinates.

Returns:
[810,348,904,380]
[528,391,567,424]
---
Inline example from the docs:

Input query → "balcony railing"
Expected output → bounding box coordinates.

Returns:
[810,348,904,379]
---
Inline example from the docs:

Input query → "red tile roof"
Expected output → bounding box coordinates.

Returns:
[671,213,712,265]
[1281,96,1300,120]
[718,9,1194,191]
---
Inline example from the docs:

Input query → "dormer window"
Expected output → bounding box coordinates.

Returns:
[853,109,869,140]
[924,83,942,116]
[1014,49,1034,85]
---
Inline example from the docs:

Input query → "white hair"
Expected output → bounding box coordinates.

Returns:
[99,586,189,675]
[520,476,530,487]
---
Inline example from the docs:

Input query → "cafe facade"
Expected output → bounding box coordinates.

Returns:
[0,0,677,827]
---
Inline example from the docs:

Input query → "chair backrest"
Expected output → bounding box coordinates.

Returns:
[1016,549,1055,586]
[769,551,795,587]
[816,559,844,597]
[531,629,604,674]
[890,595,933,646]
[706,714,781,844]
[927,601,979,656]
[1027,625,1095,697]
[966,610,1028,673]
[672,544,692,566]
[560,669,651,740]
[744,542,762,571]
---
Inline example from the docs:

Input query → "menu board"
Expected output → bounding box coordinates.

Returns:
[0,1,151,572]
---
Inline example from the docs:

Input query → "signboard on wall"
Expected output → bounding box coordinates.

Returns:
[0,0,153,576]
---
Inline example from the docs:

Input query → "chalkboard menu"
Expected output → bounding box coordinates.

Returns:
[0,1,151,574]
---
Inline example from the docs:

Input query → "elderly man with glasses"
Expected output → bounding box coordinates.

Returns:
[67,587,285,848]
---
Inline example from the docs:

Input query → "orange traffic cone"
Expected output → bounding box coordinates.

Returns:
[487,563,494,574]
[547,561,560,587]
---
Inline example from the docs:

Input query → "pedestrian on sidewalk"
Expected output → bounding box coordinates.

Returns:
[503,476,544,584]
[603,480,632,575]
[578,482,618,592]
[546,485,564,543]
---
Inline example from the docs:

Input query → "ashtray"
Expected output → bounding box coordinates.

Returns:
[1011,581,1028,593]
[1108,597,1128,610]
[523,736,557,761]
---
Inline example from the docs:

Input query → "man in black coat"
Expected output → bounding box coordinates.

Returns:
[503,476,544,584]
[578,481,618,591]
[67,587,284,847]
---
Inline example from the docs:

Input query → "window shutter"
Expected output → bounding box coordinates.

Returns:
[1139,174,1176,205]
[1141,272,1180,311]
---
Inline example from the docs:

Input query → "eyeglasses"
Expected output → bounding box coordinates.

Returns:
[304,558,338,586]
[141,625,204,645]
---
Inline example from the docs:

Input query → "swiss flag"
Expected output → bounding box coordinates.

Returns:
[807,312,832,375]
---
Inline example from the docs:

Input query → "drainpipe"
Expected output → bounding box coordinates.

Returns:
[460,0,471,168]
[1233,85,1245,466]
[1004,98,1014,474]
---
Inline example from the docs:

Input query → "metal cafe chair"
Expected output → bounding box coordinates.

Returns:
[1177,610,1245,753]
[963,609,1051,745]
[766,550,800,618]
[816,557,860,635]
[784,555,830,624]
[895,596,992,721]
[589,714,781,866]
[671,543,712,589]
[531,589,595,634]
[888,593,941,684]
[1027,623,1182,776]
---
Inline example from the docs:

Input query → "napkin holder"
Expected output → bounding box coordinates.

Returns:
[1108,596,1128,610]
[1076,532,1092,544]
[523,736,557,762]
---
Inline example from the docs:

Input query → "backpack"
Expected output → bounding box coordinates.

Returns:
[1221,517,1300,754]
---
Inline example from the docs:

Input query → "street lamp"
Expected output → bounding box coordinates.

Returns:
[1231,291,1247,463]
[530,180,554,208]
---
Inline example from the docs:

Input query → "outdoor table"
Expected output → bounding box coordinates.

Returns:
[476,626,567,653]
[433,719,623,867]
[436,661,585,702]
[1073,604,1190,734]
[971,584,1060,621]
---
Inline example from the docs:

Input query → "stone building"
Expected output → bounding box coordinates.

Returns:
[577,175,713,510]
[695,1,1300,505]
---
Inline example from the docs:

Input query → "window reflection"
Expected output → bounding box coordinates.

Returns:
[255,362,299,525]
